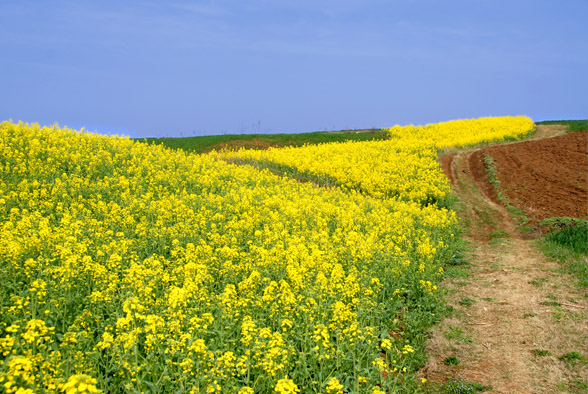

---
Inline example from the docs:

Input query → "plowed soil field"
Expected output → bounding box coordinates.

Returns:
[447,131,587,222]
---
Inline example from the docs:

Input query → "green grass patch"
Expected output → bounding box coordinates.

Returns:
[551,307,583,322]
[540,218,588,288]
[443,355,460,366]
[539,300,562,307]
[139,129,389,154]
[487,230,508,239]
[531,349,552,357]
[562,378,588,393]
[443,325,473,343]
[535,120,588,132]
[445,267,471,279]
[458,297,475,307]
[528,278,547,287]
[542,218,588,255]
[471,206,496,229]
[482,153,512,206]
[443,249,473,282]
[482,154,498,186]
[506,204,531,226]
[558,352,588,366]
[447,254,469,267]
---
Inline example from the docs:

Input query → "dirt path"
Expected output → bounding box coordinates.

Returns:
[423,127,588,393]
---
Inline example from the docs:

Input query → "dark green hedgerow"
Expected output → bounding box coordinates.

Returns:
[535,120,588,132]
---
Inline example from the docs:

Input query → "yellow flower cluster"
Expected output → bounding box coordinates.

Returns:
[214,138,448,204]
[2,117,526,392]
[386,115,535,149]
[61,375,101,394]
[215,116,534,205]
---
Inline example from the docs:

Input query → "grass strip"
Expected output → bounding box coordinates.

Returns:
[535,120,588,132]
[139,129,388,154]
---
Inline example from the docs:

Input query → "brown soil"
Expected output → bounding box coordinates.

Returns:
[425,127,588,393]
[440,153,457,186]
[478,131,587,221]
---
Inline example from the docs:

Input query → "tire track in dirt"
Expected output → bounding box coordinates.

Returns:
[423,127,588,393]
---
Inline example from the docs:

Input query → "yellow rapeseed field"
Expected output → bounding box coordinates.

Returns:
[0,116,533,393]
[385,116,535,149]
[216,116,534,204]
[215,140,448,204]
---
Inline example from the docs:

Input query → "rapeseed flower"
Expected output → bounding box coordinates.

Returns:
[0,118,529,392]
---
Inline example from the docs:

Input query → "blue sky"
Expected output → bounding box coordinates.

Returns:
[1,0,587,137]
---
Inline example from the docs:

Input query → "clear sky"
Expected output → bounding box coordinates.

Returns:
[1,0,587,138]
